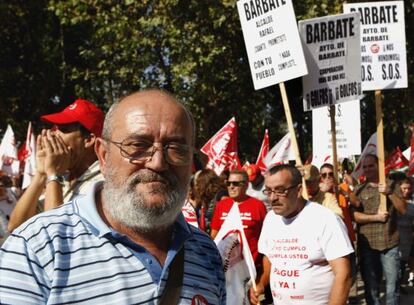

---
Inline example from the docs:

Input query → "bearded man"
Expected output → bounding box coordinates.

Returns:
[0,90,226,305]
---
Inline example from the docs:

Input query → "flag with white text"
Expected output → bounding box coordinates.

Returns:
[201,118,241,175]
[214,203,256,305]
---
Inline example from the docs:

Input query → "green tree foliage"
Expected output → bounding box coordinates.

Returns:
[1,0,413,163]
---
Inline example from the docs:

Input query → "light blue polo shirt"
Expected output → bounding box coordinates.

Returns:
[0,181,226,305]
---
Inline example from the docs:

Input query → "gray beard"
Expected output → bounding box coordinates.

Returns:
[101,167,187,233]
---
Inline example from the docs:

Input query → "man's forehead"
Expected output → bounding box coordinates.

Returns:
[320,168,333,172]
[229,173,245,180]
[111,94,192,138]
[265,170,292,187]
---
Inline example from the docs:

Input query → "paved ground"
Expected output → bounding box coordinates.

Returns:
[348,272,414,304]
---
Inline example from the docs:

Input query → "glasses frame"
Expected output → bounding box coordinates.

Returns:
[104,137,193,166]
[263,184,300,197]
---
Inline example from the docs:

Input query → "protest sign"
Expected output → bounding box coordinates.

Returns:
[312,100,361,168]
[343,1,407,91]
[344,1,407,209]
[299,13,361,111]
[237,0,307,90]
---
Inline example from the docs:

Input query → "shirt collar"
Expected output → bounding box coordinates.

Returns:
[74,180,110,236]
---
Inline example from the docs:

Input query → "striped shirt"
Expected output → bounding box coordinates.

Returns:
[0,181,226,305]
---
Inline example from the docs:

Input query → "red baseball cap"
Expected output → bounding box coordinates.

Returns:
[41,99,104,137]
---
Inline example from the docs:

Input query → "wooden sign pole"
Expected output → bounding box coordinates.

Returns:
[279,82,308,199]
[375,90,387,211]
[329,105,339,185]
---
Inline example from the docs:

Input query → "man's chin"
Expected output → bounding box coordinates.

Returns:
[132,191,168,208]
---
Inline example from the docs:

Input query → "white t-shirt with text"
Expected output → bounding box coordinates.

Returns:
[258,201,353,305]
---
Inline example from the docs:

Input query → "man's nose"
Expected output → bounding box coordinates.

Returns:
[144,145,169,171]
[268,193,279,202]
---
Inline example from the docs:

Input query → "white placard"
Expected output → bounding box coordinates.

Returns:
[344,1,407,91]
[312,100,361,164]
[299,13,362,111]
[237,0,308,90]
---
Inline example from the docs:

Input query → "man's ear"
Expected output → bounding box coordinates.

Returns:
[297,183,304,199]
[94,138,108,177]
[84,133,97,149]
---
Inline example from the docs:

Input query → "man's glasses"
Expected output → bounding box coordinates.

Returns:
[321,172,334,179]
[226,181,246,187]
[263,184,299,197]
[104,137,192,166]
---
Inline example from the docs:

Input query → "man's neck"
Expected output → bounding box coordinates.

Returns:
[232,194,249,203]
[285,198,306,219]
[96,190,172,266]
[68,155,97,182]
[366,176,379,184]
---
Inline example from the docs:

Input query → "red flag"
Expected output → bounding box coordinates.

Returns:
[201,118,241,175]
[385,147,409,176]
[255,129,269,175]
[409,125,414,176]
[18,142,29,161]
[304,154,313,165]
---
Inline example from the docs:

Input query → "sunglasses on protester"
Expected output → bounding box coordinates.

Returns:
[321,172,334,179]
[226,181,246,187]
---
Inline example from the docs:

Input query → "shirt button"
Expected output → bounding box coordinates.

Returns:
[193,283,199,290]
[147,258,152,265]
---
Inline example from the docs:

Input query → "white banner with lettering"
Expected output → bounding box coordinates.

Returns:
[299,13,361,111]
[343,1,407,90]
[237,0,308,90]
[312,100,361,168]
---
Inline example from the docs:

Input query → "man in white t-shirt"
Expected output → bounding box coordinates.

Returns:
[250,164,353,305]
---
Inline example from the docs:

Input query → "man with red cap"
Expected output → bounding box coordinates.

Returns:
[8,99,104,231]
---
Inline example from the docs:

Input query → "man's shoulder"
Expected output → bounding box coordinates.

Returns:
[304,201,339,218]
[185,226,222,258]
[187,225,216,244]
[12,202,84,241]
[216,197,233,206]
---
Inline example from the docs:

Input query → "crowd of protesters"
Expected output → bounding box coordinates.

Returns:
[0,91,413,305]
